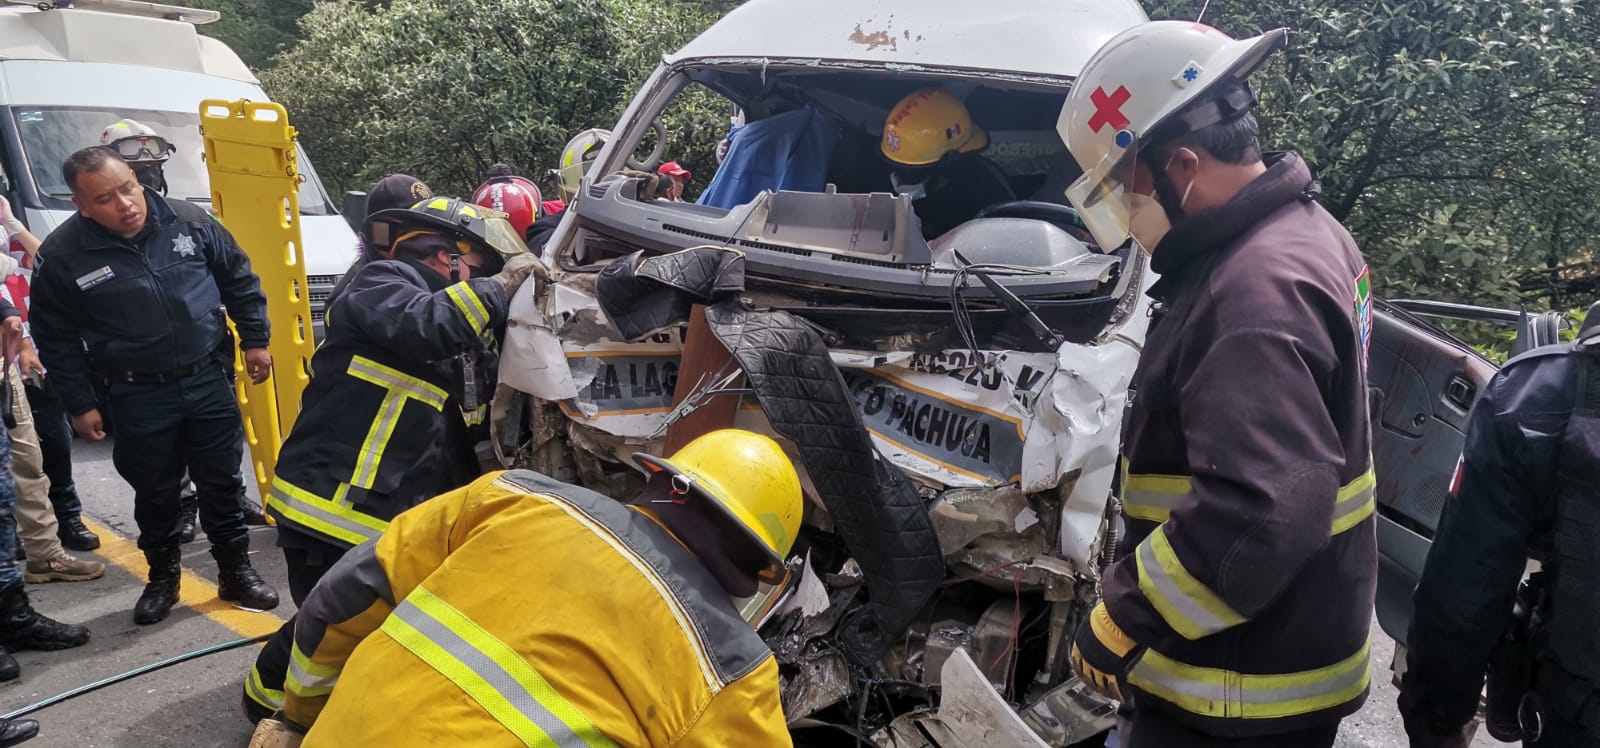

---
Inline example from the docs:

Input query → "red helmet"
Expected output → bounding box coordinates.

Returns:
[471,176,543,236]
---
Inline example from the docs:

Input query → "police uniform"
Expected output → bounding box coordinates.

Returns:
[31,187,267,556]
[244,254,507,720]
[1400,334,1600,747]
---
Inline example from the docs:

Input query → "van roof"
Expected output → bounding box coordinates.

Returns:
[0,5,254,83]
[666,0,1149,81]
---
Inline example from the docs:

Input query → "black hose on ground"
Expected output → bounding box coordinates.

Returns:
[0,633,272,720]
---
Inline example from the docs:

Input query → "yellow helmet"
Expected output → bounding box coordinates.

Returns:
[633,430,803,582]
[881,88,990,166]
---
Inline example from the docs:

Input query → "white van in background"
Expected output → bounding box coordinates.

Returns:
[0,0,356,337]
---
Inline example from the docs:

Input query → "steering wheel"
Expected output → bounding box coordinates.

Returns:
[625,119,670,172]
[976,200,1094,244]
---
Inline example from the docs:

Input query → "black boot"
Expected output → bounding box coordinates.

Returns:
[0,716,37,746]
[178,487,199,544]
[214,537,279,612]
[240,492,269,527]
[0,644,16,682]
[134,546,181,625]
[56,515,100,552]
[0,583,89,652]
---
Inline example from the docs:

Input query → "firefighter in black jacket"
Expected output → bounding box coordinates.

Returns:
[1058,23,1376,747]
[31,147,278,626]
[1399,303,1600,748]
[241,197,542,723]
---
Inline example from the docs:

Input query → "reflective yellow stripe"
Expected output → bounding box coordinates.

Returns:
[286,641,340,700]
[1137,526,1248,640]
[245,665,285,711]
[347,356,448,408]
[1123,462,1379,533]
[267,477,388,547]
[463,404,488,427]
[346,355,448,491]
[1121,457,1190,523]
[1331,468,1376,535]
[446,282,491,336]
[382,585,617,748]
[1128,639,1371,719]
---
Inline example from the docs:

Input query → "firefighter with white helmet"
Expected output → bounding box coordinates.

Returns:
[1059,22,1378,747]
[99,119,176,195]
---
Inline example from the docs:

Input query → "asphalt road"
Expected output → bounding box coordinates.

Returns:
[2,437,287,747]
[0,434,1514,746]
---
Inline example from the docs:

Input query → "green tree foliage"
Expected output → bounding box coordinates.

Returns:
[1146,0,1600,309]
[262,0,724,198]
[188,0,314,71]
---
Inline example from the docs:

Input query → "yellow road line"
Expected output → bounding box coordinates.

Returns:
[81,518,286,638]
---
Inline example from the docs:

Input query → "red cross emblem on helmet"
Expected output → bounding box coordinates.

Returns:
[1087,86,1133,134]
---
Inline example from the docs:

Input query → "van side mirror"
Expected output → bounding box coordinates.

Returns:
[342,191,368,234]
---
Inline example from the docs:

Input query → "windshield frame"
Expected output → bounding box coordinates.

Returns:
[3,104,334,216]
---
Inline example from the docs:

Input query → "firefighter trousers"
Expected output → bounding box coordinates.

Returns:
[1126,707,1338,748]
[245,543,341,722]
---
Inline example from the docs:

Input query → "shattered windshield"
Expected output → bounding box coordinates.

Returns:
[13,106,333,215]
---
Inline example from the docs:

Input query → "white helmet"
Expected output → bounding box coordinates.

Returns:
[99,118,175,164]
[551,128,611,202]
[1057,21,1287,251]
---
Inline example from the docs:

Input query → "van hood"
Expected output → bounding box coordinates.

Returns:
[666,0,1149,79]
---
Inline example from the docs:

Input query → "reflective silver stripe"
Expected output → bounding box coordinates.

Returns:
[269,479,386,547]
[1136,528,1246,640]
[1128,639,1372,719]
[288,652,338,694]
[245,666,285,710]
[387,594,608,748]
[351,392,407,490]
[344,356,449,492]
[1331,469,1377,535]
[446,282,491,335]
[1123,484,1188,522]
[347,357,448,408]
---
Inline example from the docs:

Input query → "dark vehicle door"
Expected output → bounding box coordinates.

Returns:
[1369,299,1566,646]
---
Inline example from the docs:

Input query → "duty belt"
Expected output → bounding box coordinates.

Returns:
[107,357,220,385]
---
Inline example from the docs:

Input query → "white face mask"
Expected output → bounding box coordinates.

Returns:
[1127,192,1172,253]
[890,172,928,201]
[1128,152,1197,253]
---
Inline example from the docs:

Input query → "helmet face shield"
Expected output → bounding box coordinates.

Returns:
[1065,132,1142,251]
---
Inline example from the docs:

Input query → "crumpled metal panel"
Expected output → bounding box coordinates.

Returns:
[499,257,1157,571]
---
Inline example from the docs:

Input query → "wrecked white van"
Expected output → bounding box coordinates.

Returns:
[497,1,1151,743]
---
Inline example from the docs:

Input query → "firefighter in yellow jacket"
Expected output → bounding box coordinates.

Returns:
[248,429,802,747]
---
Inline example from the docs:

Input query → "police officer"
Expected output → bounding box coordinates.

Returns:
[1399,302,1600,747]
[1058,23,1376,747]
[30,147,279,625]
[98,119,268,541]
[242,197,541,722]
